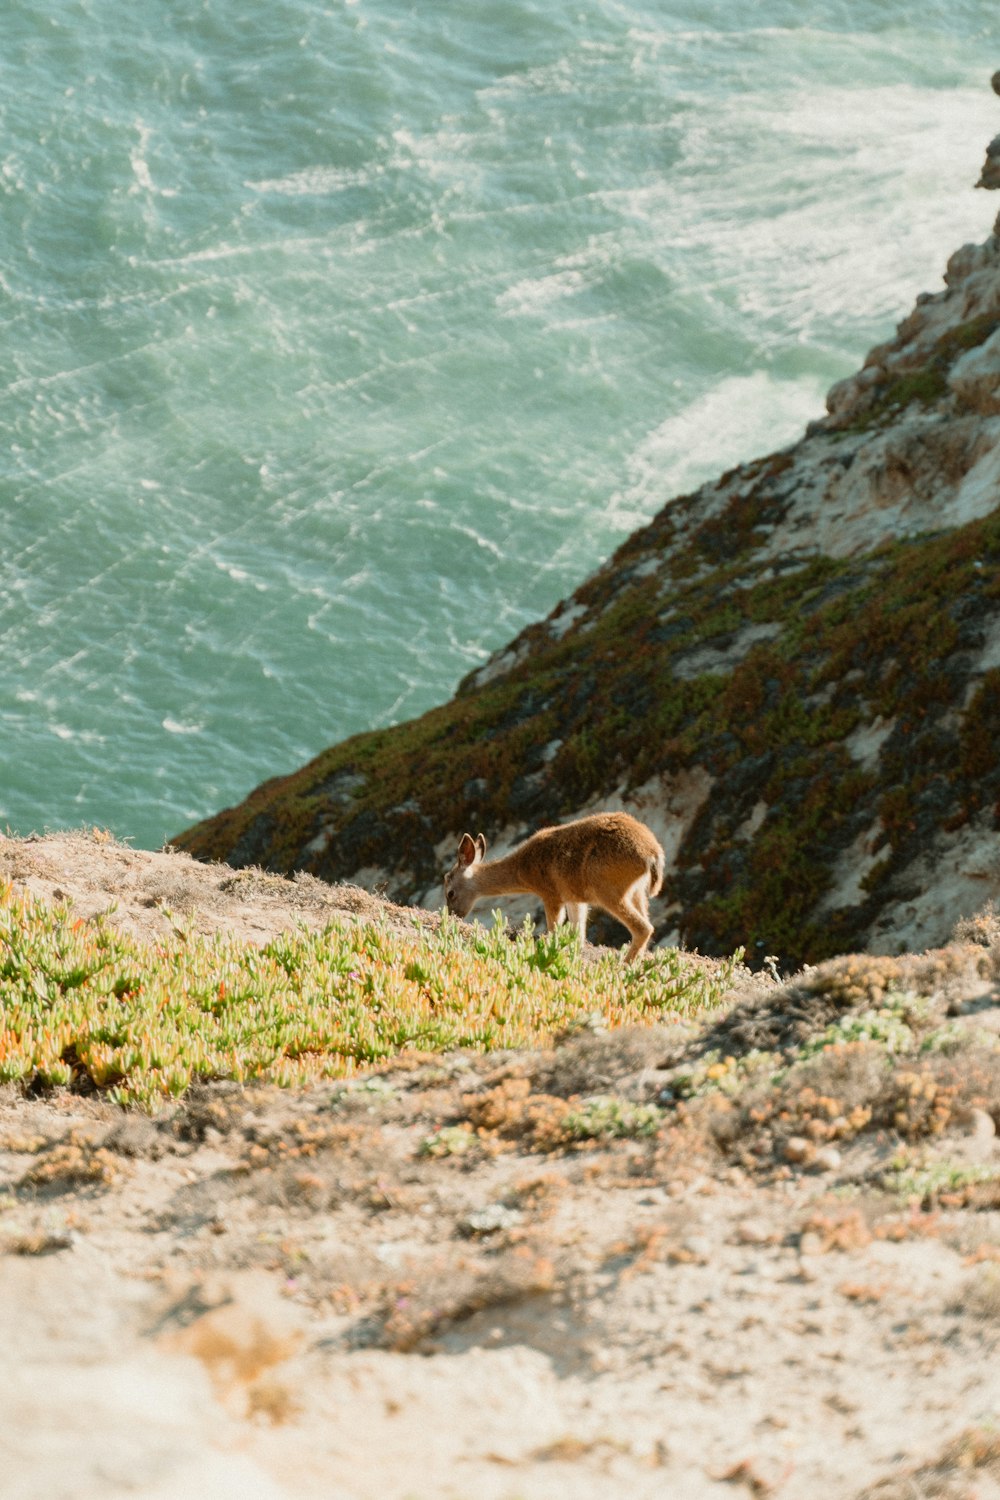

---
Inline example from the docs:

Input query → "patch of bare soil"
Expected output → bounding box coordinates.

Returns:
[2,835,1000,1500]
[0,829,437,946]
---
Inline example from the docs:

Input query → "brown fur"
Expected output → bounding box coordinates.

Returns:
[443,812,665,963]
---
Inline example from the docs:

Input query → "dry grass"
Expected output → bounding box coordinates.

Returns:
[369,1247,559,1352]
[858,1427,1000,1499]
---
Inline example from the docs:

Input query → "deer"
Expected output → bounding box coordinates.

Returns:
[442,811,665,963]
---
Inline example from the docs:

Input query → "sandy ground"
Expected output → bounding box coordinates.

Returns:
[2,833,1000,1500]
[0,828,435,946]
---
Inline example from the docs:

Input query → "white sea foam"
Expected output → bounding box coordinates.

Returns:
[609,371,830,532]
[246,165,378,196]
[129,122,155,193]
[47,724,106,745]
[496,269,590,318]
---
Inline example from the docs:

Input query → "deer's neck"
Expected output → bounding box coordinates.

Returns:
[472,852,530,898]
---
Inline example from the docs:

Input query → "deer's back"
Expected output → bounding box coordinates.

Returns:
[516,813,661,900]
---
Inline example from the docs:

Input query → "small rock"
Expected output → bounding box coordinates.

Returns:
[799,1231,824,1257]
[977,132,1000,191]
[954,1107,997,1163]
[812,1146,842,1174]
[734,1218,772,1246]
[945,242,982,287]
[948,328,1000,413]
[784,1136,813,1164]
[460,1204,522,1238]
[963,1107,997,1141]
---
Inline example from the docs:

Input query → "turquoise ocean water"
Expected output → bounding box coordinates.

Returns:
[3,0,999,848]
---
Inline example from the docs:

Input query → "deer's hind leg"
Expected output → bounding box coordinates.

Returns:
[601,884,654,964]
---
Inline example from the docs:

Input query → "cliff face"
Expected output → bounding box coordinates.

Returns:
[174,114,1000,969]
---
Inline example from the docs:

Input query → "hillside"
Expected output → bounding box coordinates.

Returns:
[2,832,1000,1499]
[175,95,1000,971]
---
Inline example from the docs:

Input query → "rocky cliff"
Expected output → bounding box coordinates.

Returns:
[174,98,1000,969]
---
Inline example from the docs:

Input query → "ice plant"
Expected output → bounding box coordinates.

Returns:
[0,887,740,1109]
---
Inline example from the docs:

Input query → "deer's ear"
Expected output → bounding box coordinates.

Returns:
[458,833,478,867]
[475,834,487,860]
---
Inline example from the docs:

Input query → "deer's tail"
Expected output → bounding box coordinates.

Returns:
[648,850,664,899]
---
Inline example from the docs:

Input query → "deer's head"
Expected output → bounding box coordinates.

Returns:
[443,832,487,917]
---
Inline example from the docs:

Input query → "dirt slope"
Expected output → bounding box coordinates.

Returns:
[2,836,1000,1500]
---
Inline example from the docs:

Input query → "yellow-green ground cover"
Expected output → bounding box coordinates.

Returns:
[0,882,740,1109]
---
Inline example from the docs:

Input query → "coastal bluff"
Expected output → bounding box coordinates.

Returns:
[175,108,1000,969]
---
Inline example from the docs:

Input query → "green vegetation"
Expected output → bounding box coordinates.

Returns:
[0,883,740,1110]
[560,1094,663,1140]
[796,1005,916,1058]
[881,1158,1000,1204]
[669,1047,781,1100]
